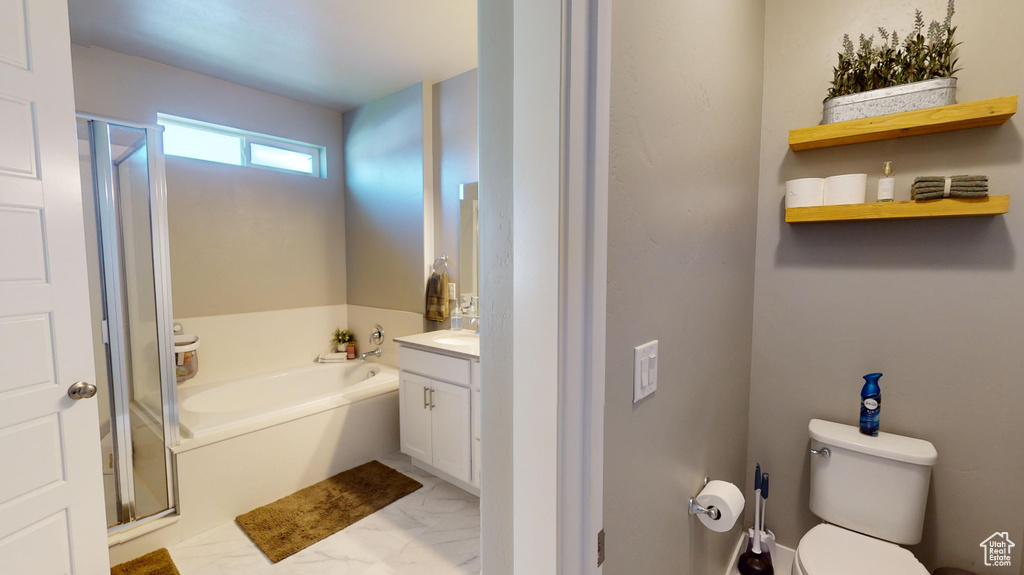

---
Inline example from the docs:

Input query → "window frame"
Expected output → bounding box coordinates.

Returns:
[157,113,327,178]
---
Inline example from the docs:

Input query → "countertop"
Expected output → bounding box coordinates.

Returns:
[394,329,480,360]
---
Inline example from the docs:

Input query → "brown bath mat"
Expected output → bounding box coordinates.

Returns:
[235,460,422,562]
[110,548,180,575]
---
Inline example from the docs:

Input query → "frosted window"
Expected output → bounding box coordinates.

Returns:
[160,122,243,166]
[156,113,325,178]
[250,143,314,175]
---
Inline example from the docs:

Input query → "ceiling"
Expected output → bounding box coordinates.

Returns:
[68,0,478,111]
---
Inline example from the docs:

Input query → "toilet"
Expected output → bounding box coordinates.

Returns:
[793,419,938,575]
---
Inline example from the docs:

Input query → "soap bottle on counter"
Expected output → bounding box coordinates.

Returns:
[877,161,895,202]
[451,295,463,332]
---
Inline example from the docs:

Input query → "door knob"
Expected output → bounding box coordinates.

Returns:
[67,381,97,400]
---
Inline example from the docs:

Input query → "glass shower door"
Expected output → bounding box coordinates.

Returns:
[80,117,178,528]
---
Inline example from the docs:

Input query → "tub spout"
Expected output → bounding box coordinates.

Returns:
[359,347,382,362]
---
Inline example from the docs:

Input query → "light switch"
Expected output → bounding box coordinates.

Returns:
[633,340,658,403]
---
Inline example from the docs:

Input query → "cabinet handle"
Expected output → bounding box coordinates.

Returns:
[430,388,436,410]
[424,387,430,409]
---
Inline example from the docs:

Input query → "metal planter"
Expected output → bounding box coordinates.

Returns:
[822,77,957,124]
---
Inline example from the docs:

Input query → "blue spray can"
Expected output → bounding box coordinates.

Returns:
[859,373,882,436]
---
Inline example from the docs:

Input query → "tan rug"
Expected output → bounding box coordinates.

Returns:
[236,460,423,563]
[110,548,180,575]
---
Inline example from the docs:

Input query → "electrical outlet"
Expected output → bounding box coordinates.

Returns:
[633,340,658,403]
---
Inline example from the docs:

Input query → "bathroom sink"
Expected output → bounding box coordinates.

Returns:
[433,333,479,346]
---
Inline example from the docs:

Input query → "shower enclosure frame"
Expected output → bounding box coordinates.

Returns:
[81,113,180,532]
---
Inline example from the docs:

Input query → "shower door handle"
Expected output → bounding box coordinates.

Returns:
[67,381,98,400]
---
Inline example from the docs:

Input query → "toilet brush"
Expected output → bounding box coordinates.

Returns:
[759,473,771,552]
[738,466,774,575]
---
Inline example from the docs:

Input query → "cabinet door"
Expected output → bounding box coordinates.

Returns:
[400,372,432,463]
[430,379,472,483]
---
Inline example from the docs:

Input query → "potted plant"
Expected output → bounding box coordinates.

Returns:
[332,328,356,358]
[823,1,960,123]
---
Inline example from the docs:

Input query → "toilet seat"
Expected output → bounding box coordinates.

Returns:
[794,524,929,575]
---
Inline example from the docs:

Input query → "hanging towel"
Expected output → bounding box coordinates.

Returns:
[425,271,449,322]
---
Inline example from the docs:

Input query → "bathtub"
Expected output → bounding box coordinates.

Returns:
[178,361,398,442]
[172,361,401,538]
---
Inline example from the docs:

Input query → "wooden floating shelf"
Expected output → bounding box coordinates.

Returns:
[789,95,1018,151]
[785,196,1010,223]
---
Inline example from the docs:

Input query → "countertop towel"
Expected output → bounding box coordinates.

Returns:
[425,271,449,322]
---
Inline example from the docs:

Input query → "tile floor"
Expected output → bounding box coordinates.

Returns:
[168,452,480,574]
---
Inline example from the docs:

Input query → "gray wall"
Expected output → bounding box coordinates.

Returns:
[478,0,515,571]
[434,69,479,297]
[70,45,346,318]
[750,2,1024,572]
[602,1,765,574]
[344,83,427,314]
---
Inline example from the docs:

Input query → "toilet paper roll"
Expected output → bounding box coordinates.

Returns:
[695,480,745,533]
[785,177,825,208]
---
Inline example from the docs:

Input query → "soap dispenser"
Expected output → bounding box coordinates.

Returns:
[877,161,895,202]
[451,294,463,331]
[859,373,882,436]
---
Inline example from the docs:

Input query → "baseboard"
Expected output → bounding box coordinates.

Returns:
[409,458,480,497]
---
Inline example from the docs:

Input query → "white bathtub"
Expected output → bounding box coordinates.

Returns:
[178,362,398,442]
[172,361,401,538]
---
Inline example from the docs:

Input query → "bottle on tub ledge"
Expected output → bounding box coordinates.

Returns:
[860,373,882,436]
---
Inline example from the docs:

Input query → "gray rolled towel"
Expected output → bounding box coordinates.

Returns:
[913,180,989,188]
[913,190,990,200]
[913,175,988,183]
[911,175,990,200]
[912,186,990,194]
[913,186,989,193]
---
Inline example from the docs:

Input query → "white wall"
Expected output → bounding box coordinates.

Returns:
[71,45,347,319]
[750,2,1024,572]
[174,305,347,387]
[434,69,479,300]
[478,0,515,572]
[344,83,428,314]
[601,1,765,574]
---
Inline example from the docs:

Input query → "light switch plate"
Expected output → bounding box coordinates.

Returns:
[633,340,658,403]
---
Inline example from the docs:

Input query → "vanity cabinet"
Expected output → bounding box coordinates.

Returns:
[398,345,478,492]
[398,372,433,464]
[471,360,481,487]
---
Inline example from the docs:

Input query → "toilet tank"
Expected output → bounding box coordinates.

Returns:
[808,419,938,545]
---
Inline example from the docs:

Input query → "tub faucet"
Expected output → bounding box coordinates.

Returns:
[359,347,382,362]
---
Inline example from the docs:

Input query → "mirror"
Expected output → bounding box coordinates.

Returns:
[458,182,479,308]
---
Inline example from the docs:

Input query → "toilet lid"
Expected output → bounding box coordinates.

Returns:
[796,524,929,575]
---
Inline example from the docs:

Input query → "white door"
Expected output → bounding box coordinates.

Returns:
[430,379,471,483]
[399,372,432,464]
[0,0,110,573]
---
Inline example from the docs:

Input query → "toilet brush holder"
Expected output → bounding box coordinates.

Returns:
[745,528,777,558]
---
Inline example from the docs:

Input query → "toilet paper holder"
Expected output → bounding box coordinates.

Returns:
[687,477,722,520]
